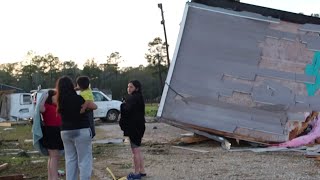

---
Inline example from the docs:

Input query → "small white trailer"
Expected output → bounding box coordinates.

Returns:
[0,93,33,121]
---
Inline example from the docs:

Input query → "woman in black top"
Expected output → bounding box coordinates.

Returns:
[119,80,146,179]
[56,76,97,180]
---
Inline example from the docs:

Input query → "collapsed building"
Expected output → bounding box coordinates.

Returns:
[157,0,320,145]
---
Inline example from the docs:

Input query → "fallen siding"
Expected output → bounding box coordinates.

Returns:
[158,2,320,143]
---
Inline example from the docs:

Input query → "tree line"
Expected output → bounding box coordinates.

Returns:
[0,37,169,101]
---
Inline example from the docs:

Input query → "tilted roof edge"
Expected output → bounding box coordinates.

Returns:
[192,0,320,24]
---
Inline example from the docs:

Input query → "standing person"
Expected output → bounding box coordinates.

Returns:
[56,76,97,180]
[76,76,95,138]
[119,80,146,180]
[39,90,64,180]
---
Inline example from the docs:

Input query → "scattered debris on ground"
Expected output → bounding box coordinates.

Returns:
[172,146,209,153]
[93,138,124,144]
[0,163,8,172]
[3,128,15,131]
[0,174,25,180]
[170,133,209,145]
[92,122,320,179]
[0,123,11,127]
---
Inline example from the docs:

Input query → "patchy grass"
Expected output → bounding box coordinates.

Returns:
[0,124,124,179]
[93,144,125,157]
[0,124,51,179]
[119,163,132,169]
[0,124,33,150]
[0,156,48,179]
[145,103,158,117]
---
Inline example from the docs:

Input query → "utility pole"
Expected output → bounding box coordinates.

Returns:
[29,58,33,90]
[158,3,170,68]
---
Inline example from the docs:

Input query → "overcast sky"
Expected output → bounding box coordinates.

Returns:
[0,0,319,68]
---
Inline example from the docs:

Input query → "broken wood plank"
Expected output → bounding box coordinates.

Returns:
[164,120,232,149]
[0,122,11,127]
[315,156,320,161]
[181,135,209,144]
[172,146,209,153]
[289,111,318,140]
[0,174,24,180]
[163,118,270,145]
[305,155,320,158]
[0,163,8,172]
[171,135,209,145]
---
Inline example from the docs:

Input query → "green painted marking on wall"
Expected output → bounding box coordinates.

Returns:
[305,51,320,96]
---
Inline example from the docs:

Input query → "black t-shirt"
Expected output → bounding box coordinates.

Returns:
[119,92,145,143]
[59,94,90,130]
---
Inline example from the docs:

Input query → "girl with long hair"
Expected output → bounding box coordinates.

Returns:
[119,80,146,180]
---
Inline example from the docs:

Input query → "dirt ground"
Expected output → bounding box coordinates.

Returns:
[91,122,320,180]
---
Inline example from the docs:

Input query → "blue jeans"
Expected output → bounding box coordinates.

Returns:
[61,128,92,180]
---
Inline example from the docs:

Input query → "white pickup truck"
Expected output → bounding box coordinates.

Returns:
[32,89,122,122]
[89,90,122,122]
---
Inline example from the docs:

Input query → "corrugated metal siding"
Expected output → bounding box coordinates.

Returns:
[159,2,320,143]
